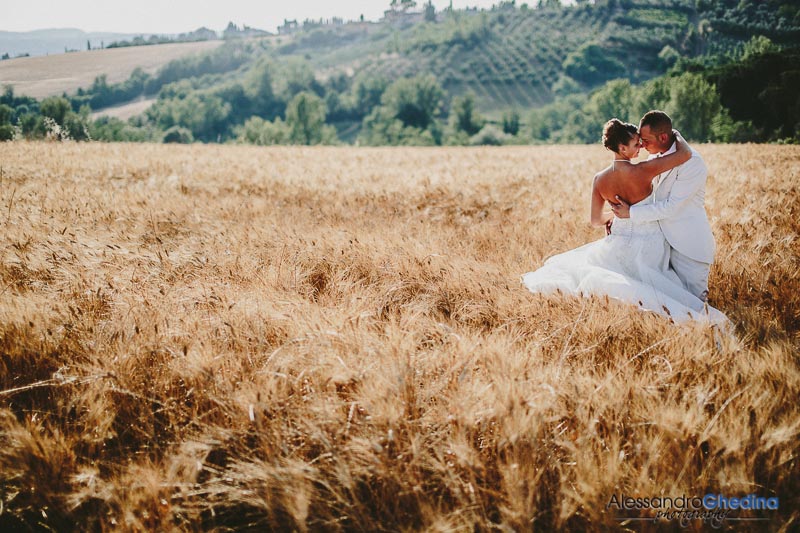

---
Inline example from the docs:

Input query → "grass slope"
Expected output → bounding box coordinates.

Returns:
[0,40,224,99]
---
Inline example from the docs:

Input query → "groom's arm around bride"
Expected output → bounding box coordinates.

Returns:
[611,111,716,301]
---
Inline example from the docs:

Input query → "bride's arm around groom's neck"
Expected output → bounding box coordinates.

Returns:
[629,141,708,223]
[627,131,692,183]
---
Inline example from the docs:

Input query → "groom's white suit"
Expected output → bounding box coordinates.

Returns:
[629,142,715,299]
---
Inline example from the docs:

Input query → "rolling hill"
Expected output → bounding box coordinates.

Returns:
[1,0,797,144]
[0,28,144,57]
[0,40,224,99]
[0,2,708,111]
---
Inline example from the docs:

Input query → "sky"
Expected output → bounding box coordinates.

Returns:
[1,0,513,34]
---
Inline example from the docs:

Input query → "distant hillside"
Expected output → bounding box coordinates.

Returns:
[2,0,797,145]
[7,1,793,110]
[283,0,797,113]
[0,28,146,57]
[0,40,224,99]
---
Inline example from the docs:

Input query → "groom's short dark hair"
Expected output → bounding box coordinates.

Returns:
[640,110,672,135]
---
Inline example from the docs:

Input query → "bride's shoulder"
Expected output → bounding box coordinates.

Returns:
[594,165,615,181]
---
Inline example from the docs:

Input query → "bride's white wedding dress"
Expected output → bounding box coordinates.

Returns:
[522,193,727,324]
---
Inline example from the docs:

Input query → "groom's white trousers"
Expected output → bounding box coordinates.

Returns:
[669,248,710,301]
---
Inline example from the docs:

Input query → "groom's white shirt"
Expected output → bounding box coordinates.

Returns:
[629,141,716,264]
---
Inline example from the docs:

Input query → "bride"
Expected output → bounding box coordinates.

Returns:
[522,119,727,324]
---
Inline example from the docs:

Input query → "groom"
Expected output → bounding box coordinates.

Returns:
[610,110,716,301]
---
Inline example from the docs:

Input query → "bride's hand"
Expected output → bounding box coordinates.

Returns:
[672,129,691,156]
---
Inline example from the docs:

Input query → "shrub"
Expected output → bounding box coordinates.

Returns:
[658,45,680,69]
[0,124,13,141]
[552,74,581,96]
[502,109,520,136]
[162,126,194,143]
[0,103,12,125]
[286,91,331,145]
[449,93,484,136]
[236,116,289,145]
[664,72,721,141]
[470,124,510,145]
[563,43,626,85]
[39,96,71,126]
[381,75,445,130]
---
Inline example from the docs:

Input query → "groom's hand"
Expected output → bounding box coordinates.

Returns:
[610,196,631,219]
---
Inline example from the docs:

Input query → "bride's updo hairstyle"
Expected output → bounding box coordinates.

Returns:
[602,118,638,154]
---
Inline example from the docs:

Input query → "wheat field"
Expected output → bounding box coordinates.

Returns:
[0,141,798,531]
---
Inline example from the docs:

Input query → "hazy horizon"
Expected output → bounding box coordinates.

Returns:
[1,0,515,35]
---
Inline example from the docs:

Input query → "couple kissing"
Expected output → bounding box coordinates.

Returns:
[523,110,727,325]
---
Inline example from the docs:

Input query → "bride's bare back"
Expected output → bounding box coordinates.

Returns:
[594,162,654,205]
